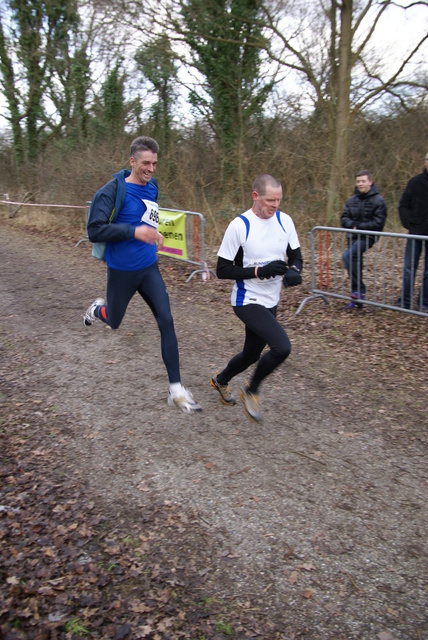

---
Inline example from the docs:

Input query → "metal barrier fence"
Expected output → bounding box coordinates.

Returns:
[75,202,213,282]
[297,227,428,317]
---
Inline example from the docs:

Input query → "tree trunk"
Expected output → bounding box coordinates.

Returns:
[326,0,353,223]
[0,20,24,173]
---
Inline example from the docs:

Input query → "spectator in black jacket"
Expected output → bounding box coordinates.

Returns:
[341,170,387,309]
[398,153,428,310]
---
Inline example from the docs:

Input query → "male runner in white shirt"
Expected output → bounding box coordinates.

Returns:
[210,174,303,423]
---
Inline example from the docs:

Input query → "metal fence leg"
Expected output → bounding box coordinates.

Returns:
[296,293,330,315]
[185,268,216,283]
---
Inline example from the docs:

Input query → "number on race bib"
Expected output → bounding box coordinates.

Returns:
[140,199,159,228]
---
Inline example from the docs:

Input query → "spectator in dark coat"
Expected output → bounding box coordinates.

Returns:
[341,170,387,309]
[398,153,428,310]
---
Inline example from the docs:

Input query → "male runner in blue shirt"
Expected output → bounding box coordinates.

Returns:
[83,136,201,414]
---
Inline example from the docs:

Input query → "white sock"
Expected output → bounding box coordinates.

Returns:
[169,382,182,397]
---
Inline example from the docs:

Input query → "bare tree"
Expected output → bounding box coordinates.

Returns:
[124,0,427,216]
[260,0,428,220]
[134,32,179,154]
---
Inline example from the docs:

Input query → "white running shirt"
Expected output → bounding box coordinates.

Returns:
[217,208,300,308]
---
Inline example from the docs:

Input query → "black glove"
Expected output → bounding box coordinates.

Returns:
[258,260,288,279]
[283,267,302,287]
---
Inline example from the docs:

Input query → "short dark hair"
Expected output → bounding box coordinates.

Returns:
[356,169,373,181]
[130,136,159,157]
[252,174,282,195]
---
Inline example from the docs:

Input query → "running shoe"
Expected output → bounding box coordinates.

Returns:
[239,385,262,423]
[210,373,236,406]
[167,387,202,414]
[83,298,105,326]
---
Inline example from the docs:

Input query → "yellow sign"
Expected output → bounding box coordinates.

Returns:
[158,210,187,260]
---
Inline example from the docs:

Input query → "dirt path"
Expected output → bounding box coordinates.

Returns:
[1,222,427,639]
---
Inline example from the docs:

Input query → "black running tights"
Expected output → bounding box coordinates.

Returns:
[96,262,180,383]
[217,304,291,393]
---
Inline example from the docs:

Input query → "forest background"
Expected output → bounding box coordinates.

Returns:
[0,0,427,243]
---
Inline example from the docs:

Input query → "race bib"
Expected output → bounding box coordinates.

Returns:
[140,199,159,228]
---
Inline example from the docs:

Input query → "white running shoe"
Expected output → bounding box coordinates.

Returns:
[83,298,105,326]
[167,387,202,414]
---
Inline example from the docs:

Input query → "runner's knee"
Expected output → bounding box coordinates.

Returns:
[157,311,174,330]
[272,340,291,362]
